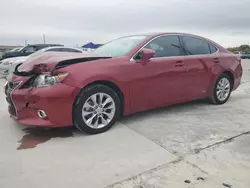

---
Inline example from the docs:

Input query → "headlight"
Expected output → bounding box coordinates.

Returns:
[33,73,69,88]
[3,61,10,65]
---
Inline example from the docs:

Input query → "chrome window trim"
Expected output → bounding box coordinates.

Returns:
[130,33,219,62]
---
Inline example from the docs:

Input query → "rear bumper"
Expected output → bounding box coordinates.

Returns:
[6,82,79,127]
[232,63,243,91]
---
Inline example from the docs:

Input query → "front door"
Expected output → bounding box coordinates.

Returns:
[130,35,188,113]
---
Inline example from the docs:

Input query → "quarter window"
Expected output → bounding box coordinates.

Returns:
[144,35,183,57]
[183,36,210,55]
[209,43,218,53]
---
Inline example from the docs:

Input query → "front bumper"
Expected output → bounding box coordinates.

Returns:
[5,80,80,127]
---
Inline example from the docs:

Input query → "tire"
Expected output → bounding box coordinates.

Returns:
[73,84,121,134]
[210,73,232,105]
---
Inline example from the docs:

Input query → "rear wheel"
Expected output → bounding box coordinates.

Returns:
[73,84,121,134]
[210,73,232,104]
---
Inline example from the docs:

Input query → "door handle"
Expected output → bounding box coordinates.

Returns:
[213,58,220,63]
[175,61,184,67]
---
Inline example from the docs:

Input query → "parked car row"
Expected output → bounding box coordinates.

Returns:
[0,46,87,77]
[4,32,243,134]
[233,51,250,59]
[241,53,250,59]
[0,44,64,60]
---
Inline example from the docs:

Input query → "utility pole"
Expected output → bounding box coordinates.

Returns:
[43,34,46,44]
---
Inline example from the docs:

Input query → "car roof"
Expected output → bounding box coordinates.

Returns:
[125,32,208,38]
[27,44,63,46]
[43,46,83,51]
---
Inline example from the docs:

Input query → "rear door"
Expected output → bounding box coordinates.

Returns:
[180,35,218,99]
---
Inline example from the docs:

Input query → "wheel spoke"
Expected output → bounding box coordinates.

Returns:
[222,78,226,86]
[83,101,94,109]
[86,114,97,124]
[103,102,115,110]
[92,117,99,128]
[99,93,104,105]
[217,90,221,96]
[102,97,112,107]
[225,83,230,90]
[103,111,114,119]
[82,111,93,116]
[90,94,98,106]
[100,116,109,125]
[218,92,223,100]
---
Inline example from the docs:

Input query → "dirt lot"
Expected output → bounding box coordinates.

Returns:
[1,60,250,188]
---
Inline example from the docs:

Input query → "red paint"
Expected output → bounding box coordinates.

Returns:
[8,33,242,127]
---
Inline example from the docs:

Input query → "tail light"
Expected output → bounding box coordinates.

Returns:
[236,56,241,64]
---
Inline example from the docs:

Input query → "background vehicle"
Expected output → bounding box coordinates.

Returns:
[5,33,242,134]
[241,53,250,59]
[0,44,63,60]
[7,47,23,53]
[1,46,87,79]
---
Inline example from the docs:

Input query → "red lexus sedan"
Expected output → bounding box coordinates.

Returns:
[5,33,242,134]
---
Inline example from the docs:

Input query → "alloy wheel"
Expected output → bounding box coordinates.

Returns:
[216,77,231,101]
[82,93,116,129]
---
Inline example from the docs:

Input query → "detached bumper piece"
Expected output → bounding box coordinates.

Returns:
[5,81,21,117]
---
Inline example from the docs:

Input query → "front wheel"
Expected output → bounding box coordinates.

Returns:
[73,84,121,134]
[210,73,232,105]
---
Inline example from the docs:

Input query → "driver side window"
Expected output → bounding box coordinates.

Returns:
[144,35,183,58]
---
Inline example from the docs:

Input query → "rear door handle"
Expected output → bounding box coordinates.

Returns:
[175,61,184,67]
[213,58,220,63]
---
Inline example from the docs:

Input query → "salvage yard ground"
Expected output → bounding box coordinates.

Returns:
[1,60,250,188]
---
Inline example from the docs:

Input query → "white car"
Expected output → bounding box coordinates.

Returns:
[0,46,87,77]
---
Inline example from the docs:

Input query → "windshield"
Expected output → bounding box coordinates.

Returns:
[91,35,147,57]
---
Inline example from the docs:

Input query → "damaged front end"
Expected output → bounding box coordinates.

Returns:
[5,56,111,126]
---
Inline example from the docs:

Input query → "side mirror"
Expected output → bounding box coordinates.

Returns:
[137,48,155,64]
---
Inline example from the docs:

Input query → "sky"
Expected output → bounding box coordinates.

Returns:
[0,0,250,47]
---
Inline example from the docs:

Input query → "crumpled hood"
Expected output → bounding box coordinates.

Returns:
[18,52,88,72]
[14,51,111,76]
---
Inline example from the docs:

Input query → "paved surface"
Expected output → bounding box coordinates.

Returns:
[1,60,250,188]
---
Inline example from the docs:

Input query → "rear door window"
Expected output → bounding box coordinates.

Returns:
[182,36,210,55]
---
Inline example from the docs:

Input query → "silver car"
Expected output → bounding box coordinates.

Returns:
[0,46,87,78]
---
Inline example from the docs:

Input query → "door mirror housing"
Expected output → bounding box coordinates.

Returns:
[137,48,155,64]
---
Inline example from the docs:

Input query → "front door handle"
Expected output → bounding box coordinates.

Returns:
[175,61,184,67]
[213,58,220,63]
